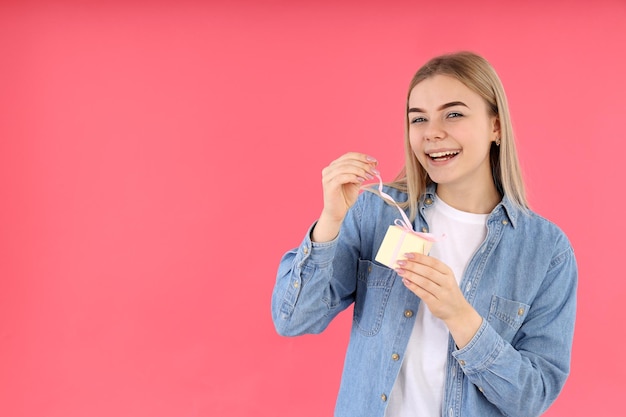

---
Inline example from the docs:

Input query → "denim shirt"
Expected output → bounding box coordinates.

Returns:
[271,184,577,417]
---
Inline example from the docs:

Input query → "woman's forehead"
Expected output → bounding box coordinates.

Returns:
[408,75,483,108]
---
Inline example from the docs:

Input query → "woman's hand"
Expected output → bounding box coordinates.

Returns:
[311,152,378,242]
[395,252,483,349]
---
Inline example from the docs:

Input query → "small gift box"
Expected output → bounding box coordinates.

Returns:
[375,224,435,269]
[369,171,440,269]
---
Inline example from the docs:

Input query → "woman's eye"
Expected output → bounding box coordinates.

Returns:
[447,112,463,118]
[410,117,426,124]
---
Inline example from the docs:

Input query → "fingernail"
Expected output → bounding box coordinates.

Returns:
[366,156,377,163]
[403,253,415,259]
[396,260,407,267]
[365,173,374,180]
[394,268,405,276]
[371,168,380,175]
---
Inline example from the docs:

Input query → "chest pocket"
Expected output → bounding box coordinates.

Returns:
[487,295,530,342]
[353,259,396,337]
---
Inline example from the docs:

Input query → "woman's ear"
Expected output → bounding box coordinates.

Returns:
[492,117,501,144]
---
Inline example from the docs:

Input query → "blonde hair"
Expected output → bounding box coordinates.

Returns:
[388,51,528,220]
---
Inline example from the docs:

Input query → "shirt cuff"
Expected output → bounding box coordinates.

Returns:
[298,221,339,267]
[451,318,505,374]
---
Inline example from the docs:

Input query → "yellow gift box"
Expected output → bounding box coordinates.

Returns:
[375,225,434,269]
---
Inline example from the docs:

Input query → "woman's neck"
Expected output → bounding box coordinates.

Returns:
[435,182,501,214]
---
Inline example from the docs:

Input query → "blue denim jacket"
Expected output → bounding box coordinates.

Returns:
[271,184,577,417]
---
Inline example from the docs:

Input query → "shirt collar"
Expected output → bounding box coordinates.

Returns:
[421,183,519,228]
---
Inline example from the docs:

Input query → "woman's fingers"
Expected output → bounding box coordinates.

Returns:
[323,153,378,182]
[395,252,465,320]
[319,152,378,221]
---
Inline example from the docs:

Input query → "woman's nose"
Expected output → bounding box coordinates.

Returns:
[424,119,445,141]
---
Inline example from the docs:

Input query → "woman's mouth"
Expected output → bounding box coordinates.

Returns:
[427,150,460,162]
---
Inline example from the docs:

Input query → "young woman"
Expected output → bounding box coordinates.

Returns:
[271,51,577,417]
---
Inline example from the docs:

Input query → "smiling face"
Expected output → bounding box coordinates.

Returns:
[408,74,500,204]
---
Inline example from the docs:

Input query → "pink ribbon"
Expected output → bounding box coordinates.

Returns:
[374,173,438,243]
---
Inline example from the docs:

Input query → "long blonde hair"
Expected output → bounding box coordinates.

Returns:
[388,51,528,220]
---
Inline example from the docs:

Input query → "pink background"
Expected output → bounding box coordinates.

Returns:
[1,1,624,416]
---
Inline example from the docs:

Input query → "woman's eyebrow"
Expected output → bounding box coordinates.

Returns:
[408,101,469,113]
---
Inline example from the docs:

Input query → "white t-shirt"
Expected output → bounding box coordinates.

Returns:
[385,195,488,417]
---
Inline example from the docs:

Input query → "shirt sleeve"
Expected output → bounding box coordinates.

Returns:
[451,244,578,417]
[271,197,364,336]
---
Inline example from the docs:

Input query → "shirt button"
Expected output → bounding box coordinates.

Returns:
[391,353,400,361]
[381,394,387,402]
[293,281,299,288]
[425,198,433,205]
[518,307,525,316]
[303,247,309,254]
[459,360,466,366]
[404,309,414,318]
[502,220,509,225]
[421,227,428,233]
[368,266,372,273]
[478,386,484,393]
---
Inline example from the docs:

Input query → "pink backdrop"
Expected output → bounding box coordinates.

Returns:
[1,1,624,416]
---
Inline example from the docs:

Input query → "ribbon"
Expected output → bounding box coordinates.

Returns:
[374,173,438,243]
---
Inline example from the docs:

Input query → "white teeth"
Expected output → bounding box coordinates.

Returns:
[428,150,459,158]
